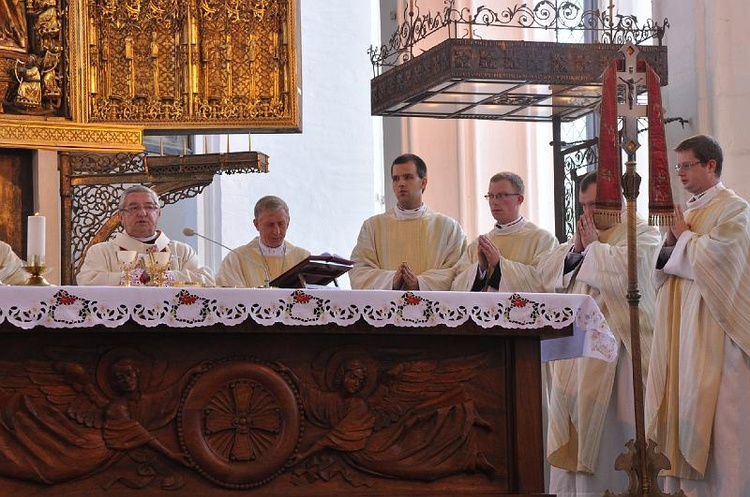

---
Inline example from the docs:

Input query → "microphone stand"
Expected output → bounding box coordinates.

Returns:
[183,228,270,287]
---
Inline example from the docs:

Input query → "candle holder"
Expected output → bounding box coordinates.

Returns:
[116,251,139,287]
[23,262,52,286]
[145,252,172,287]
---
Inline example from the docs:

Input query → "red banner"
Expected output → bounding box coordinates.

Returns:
[646,62,674,226]
[595,58,673,226]
[595,60,622,225]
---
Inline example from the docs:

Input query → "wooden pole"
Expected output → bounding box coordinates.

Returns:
[603,43,684,497]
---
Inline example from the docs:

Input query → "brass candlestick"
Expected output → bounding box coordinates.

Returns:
[23,262,52,286]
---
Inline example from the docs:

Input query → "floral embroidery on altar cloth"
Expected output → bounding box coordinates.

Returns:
[504,293,539,325]
[133,290,238,327]
[395,292,436,325]
[3,289,129,327]
[249,290,359,327]
[0,289,587,331]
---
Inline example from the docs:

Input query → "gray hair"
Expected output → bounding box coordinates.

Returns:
[254,195,290,220]
[118,185,160,210]
[489,172,525,195]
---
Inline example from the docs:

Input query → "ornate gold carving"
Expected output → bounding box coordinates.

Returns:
[3,0,64,114]
[0,0,28,52]
[85,0,300,131]
[0,118,142,150]
[0,0,299,142]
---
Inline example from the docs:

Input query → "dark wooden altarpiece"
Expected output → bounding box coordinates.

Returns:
[0,314,559,497]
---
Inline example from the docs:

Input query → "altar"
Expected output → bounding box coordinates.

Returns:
[0,286,614,497]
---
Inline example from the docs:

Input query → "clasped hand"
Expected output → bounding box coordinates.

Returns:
[573,212,598,253]
[665,205,689,246]
[477,235,501,271]
[392,261,419,290]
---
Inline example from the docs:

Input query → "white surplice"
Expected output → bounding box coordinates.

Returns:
[645,186,750,497]
[540,217,661,497]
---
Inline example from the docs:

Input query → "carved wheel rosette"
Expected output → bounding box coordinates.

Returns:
[178,360,302,488]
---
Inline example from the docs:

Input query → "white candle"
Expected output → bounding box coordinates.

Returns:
[27,214,45,265]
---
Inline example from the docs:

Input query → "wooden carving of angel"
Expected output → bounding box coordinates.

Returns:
[0,347,207,484]
[286,347,497,481]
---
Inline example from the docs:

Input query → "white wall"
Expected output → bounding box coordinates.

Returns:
[655,0,750,203]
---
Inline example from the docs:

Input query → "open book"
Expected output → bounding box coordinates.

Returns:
[270,254,354,288]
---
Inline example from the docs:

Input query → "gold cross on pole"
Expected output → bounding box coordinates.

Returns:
[603,42,685,497]
[617,43,647,158]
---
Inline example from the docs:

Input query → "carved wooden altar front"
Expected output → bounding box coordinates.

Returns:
[0,323,547,496]
[0,287,611,496]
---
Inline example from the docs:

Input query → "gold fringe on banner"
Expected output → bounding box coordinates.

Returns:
[595,209,622,226]
[649,212,674,227]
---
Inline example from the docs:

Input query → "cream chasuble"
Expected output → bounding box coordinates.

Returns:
[645,187,750,480]
[349,207,466,290]
[0,241,26,285]
[541,218,660,479]
[216,238,310,288]
[77,231,215,286]
[451,222,557,292]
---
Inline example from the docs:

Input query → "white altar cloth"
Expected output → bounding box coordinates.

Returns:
[0,286,616,363]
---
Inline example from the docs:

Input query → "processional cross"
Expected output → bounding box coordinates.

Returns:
[602,44,685,497]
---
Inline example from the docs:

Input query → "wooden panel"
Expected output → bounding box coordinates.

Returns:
[0,149,33,258]
[508,337,546,493]
[0,321,555,497]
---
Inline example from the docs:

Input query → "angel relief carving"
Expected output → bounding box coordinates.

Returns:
[282,347,498,484]
[0,345,501,490]
[0,347,208,487]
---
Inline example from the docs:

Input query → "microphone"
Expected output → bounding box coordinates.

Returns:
[183,227,236,253]
[183,227,270,287]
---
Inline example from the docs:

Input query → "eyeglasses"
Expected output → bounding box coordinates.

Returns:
[484,193,520,201]
[121,204,160,214]
[674,160,704,171]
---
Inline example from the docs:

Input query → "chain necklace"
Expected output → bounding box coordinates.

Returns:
[259,242,286,282]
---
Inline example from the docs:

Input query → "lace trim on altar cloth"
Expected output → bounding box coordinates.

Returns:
[0,287,617,363]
